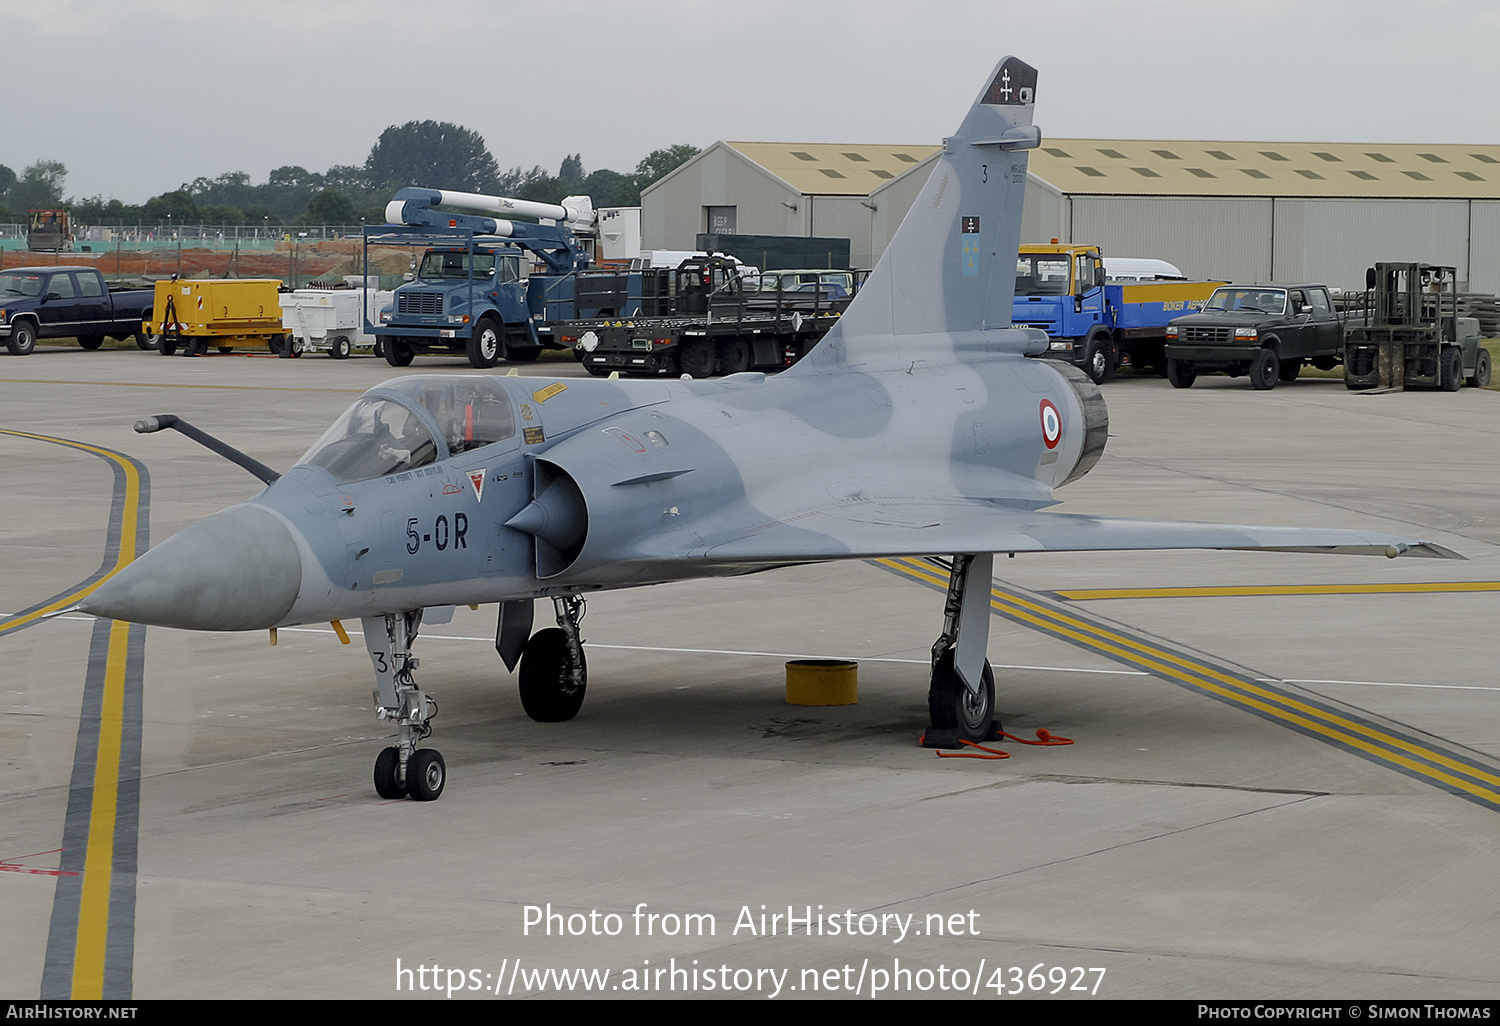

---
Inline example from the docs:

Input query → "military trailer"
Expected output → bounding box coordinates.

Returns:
[1343,263,1489,391]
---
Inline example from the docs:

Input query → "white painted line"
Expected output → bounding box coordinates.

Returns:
[274,625,1150,676]
[27,617,1488,691]
[1263,677,1500,693]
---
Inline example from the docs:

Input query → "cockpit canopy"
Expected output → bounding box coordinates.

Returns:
[297,376,517,483]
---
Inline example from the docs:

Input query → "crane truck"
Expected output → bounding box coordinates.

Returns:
[366,187,602,368]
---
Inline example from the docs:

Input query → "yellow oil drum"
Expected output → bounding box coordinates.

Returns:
[785,659,858,706]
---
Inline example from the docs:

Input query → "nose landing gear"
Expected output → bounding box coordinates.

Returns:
[365,610,445,801]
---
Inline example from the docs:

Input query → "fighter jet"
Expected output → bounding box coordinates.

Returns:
[78,56,1459,801]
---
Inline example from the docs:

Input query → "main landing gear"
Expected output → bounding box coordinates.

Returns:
[364,610,445,801]
[922,553,1000,749]
[496,596,589,723]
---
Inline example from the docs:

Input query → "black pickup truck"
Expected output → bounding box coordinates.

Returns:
[0,266,156,355]
[1162,283,1343,390]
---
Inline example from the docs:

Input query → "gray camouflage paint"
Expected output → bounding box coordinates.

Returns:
[80,56,1457,634]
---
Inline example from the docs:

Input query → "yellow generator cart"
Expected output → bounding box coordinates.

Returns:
[148,279,289,357]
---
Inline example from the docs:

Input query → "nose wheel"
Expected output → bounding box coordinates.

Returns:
[364,611,445,801]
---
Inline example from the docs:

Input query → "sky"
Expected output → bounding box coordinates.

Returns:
[4,0,1498,205]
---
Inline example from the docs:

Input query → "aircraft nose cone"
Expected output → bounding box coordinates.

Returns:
[81,504,302,631]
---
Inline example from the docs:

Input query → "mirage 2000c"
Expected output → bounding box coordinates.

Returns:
[77,56,1459,801]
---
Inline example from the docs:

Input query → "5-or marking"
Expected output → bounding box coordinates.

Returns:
[405,512,469,554]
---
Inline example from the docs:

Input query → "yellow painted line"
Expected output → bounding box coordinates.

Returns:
[0,430,141,634]
[0,429,151,993]
[877,558,1500,807]
[1056,582,1500,601]
[0,378,361,394]
[71,618,130,999]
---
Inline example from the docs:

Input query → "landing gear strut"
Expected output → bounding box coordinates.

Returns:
[517,595,589,721]
[922,554,999,748]
[364,610,445,800]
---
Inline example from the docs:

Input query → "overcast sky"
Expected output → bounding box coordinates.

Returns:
[5,0,1498,205]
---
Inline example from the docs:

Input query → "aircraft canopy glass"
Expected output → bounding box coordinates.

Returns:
[297,397,440,483]
[295,377,518,483]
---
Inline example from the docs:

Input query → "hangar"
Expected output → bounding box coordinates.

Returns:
[646,138,1500,293]
[641,141,940,270]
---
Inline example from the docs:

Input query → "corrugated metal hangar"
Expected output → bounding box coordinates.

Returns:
[642,141,940,270]
[645,138,1500,292]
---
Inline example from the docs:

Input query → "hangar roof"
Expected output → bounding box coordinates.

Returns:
[1029,140,1500,199]
[722,141,941,196]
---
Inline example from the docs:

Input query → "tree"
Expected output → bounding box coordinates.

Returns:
[9,159,68,211]
[0,164,15,221]
[301,189,356,225]
[267,165,322,190]
[69,196,143,226]
[558,153,585,187]
[141,189,199,223]
[365,121,502,193]
[495,164,549,196]
[582,168,639,207]
[322,164,369,194]
[634,145,699,192]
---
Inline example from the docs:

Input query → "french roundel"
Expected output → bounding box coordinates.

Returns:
[1039,399,1062,450]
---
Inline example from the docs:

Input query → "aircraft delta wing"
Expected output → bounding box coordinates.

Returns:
[78,56,1459,800]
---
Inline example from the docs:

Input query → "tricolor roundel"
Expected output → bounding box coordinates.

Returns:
[1039,399,1061,450]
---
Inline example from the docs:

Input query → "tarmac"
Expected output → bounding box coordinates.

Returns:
[1,344,1497,1001]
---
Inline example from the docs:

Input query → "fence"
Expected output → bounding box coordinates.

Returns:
[0,228,422,289]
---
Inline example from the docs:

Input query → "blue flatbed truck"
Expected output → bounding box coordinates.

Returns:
[1013,243,1224,382]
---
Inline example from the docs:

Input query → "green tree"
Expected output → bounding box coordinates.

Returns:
[0,165,16,222]
[582,168,639,207]
[323,164,370,194]
[365,121,501,193]
[634,145,699,192]
[267,165,322,189]
[301,189,357,225]
[496,164,548,196]
[69,196,144,226]
[558,153,585,187]
[142,189,199,223]
[10,159,68,211]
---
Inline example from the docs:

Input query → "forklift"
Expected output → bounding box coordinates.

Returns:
[1344,262,1489,391]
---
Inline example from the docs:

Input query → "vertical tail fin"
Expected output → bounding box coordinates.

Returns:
[795,57,1039,371]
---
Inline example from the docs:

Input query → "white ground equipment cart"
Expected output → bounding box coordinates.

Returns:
[279,276,393,359]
